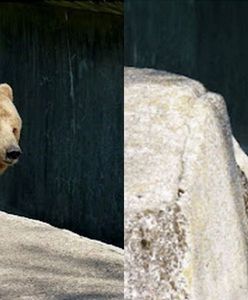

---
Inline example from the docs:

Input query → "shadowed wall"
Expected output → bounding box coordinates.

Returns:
[0,3,123,247]
[125,0,248,152]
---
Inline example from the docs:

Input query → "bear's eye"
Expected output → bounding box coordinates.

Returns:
[13,128,18,135]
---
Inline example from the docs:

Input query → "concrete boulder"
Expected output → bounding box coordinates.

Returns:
[0,212,123,299]
[125,67,248,300]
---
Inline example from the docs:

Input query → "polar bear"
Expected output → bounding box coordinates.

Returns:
[0,83,22,173]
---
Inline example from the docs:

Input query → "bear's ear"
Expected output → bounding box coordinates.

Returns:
[0,83,13,101]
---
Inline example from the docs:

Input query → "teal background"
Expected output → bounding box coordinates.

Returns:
[0,3,123,247]
[125,0,248,151]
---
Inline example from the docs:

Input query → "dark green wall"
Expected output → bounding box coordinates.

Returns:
[125,0,248,151]
[0,3,123,247]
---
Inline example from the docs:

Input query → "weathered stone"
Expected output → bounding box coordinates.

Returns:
[125,67,248,300]
[0,212,123,299]
[233,137,248,219]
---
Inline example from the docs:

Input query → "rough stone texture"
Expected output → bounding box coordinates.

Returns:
[0,212,123,300]
[233,137,248,219]
[125,67,248,300]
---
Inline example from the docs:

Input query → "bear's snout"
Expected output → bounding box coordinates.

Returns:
[6,145,22,161]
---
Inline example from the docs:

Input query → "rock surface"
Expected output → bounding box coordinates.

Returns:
[0,212,123,300]
[125,67,248,300]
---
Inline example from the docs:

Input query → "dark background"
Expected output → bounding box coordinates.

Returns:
[0,2,123,247]
[125,0,248,152]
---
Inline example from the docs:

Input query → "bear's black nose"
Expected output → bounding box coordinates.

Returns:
[6,146,21,160]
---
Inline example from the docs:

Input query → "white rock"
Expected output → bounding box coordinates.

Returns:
[0,211,123,299]
[233,136,248,178]
[233,137,248,221]
[125,67,248,300]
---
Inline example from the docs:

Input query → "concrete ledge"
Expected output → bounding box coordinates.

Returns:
[0,212,123,299]
[125,67,248,300]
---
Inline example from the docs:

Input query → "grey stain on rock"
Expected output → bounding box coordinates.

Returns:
[178,188,185,197]
[140,239,150,250]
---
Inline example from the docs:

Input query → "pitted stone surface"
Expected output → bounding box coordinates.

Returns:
[125,204,188,300]
[125,67,248,300]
